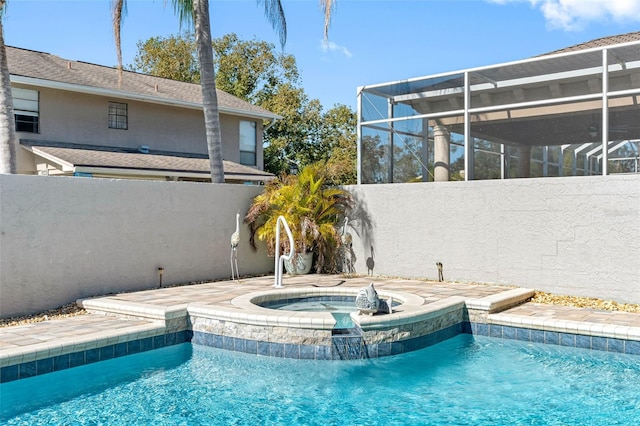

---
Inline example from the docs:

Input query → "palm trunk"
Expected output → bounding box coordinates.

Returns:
[193,0,225,183]
[0,20,17,174]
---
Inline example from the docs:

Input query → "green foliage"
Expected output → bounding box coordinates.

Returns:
[212,33,298,103]
[244,164,353,273]
[129,32,200,83]
[129,31,357,185]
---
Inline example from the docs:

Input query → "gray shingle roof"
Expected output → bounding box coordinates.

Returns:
[7,46,278,120]
[542,31,640,56]
[21,141,275,182]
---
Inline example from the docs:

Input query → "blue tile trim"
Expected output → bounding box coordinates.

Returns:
[6,322,637,384]
[489,324,503,338]
[503,326,517,340]
[463,323,640,358]
[626,340,640,355]
[0,331,190,384]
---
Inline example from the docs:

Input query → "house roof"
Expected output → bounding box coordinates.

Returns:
[21,140,276,183]
[542,31,640,56]
[7,46,279,121]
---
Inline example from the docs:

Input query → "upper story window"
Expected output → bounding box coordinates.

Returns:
[239,120,257,166]
[13,87,39,133]
[108,101,128,130]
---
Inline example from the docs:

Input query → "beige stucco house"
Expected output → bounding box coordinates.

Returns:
[8,46,278,183]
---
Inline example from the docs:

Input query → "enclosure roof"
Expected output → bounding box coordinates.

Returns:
[21,140,275,183]
[361,32,640,99]
[7,46,280,121]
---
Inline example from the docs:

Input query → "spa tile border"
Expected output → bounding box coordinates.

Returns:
[0,331,192,383]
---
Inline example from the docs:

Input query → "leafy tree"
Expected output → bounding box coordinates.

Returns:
[129,32,200,83]
[112,0,336,183]
[130,31,357,185]
[0,2,17,174]
[313,104,357,185]
[213,33,299,103]
[360,134,387,184]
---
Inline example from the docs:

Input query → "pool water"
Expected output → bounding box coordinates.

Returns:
[2,335,639,425]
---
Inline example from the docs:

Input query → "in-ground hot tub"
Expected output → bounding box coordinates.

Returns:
[188,286,468,359]
[259,296,359,329]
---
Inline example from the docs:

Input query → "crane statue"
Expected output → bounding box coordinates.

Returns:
[341,217,353,273]
[341,217,352,246]
[230,212,240,281]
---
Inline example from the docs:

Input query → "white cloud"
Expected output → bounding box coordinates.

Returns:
[488,0,640,30]
[320,40,353,58]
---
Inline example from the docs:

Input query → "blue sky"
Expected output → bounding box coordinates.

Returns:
[4,0,640,110]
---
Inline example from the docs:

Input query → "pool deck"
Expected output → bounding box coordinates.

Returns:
[2,274,640,381]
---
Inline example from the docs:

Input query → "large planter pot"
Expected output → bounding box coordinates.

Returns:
[284,252,314,275]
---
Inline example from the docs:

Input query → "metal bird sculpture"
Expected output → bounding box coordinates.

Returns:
[341,217,352,247]
[230,212,240,280]
[341,217,353,273]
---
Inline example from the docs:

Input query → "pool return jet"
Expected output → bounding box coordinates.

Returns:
[274,215,295,288]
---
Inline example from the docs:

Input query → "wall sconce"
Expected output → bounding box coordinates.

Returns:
[588,124,599,138]
[158,267,164,288]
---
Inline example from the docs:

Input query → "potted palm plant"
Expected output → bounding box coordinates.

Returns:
[245,163,353,274]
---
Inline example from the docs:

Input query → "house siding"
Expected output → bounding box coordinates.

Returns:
[13,83,265,174]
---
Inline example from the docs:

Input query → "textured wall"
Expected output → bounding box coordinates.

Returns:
[0,175,272,317]
[345,175,640,304]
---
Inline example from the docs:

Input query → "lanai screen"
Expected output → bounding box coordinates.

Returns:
[357,40,640,184]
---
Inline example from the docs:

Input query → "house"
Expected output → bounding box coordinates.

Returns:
[7,46,278,183]
[356,32,640,183]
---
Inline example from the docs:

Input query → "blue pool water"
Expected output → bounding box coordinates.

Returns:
[2,335,640,425]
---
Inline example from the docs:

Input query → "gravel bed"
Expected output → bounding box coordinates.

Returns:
[0,303,86,328]
[531,291,640,313]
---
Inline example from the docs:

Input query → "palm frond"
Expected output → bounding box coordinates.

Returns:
[256,0,287,48]
[319,0,334,41]
[168,0,195,28]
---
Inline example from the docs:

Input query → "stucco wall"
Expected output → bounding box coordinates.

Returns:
[0,175,272,318]
[345,175,640,304]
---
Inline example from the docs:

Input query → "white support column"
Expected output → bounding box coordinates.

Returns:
[356,88,363,185]
[433,124,450,181]
[543,146,549,177]
[558,147,564,176]
[463,71,473,181]
[421,118,429,182]
[388,99,394,183]
[602,49,609,176]
[518,145,531,178]
[501,144,506,179]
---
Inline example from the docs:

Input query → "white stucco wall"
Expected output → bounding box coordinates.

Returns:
[0,175,272,318]
[2,174,638,317]
[345,175,640,304]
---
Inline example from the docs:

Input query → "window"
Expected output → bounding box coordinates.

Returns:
[13,87,39,133]
[108,102,128,129]
[239,120,257,166]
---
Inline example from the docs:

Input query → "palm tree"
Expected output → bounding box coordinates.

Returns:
[112,0,334,183]
[0,2,17,174]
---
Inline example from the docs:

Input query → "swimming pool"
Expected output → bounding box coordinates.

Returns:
[2,335,639,424]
